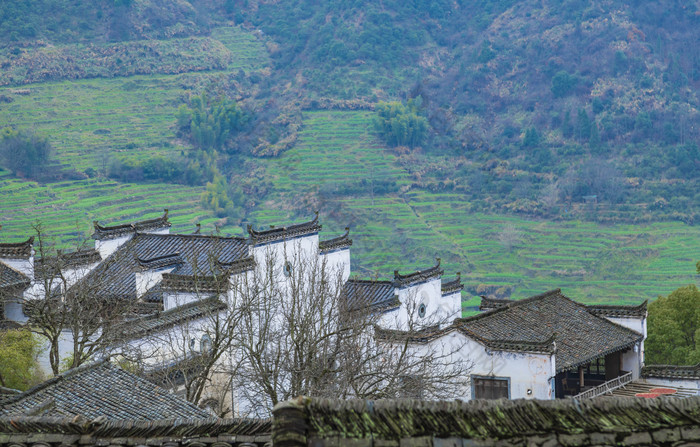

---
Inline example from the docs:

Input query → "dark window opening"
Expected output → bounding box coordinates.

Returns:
[473,377,509,399]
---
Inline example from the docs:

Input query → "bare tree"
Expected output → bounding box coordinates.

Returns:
[18,224,135,376]
[113,253,251,417]
[231,244,472,417]
[497,223,524,252]
[539,180,560,210]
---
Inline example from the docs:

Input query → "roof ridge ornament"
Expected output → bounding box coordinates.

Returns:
[93,210,171,241]
[247,214,322,245]
[319,226,352,253]
[393,258,443,288]
[0,236,35,259]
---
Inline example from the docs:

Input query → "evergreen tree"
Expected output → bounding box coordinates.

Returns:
[576,108,591,142]
[646,284,700,365]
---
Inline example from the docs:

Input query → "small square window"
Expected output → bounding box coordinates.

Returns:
[473,377,509,399]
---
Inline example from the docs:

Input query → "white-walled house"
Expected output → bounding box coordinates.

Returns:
[380,289,647,400]
[343,260,463,331]
[1,210,668,408]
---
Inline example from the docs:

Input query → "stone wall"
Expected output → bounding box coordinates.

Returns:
[4,396,700,447]
[272,396,700,447]
[0,416,271,447]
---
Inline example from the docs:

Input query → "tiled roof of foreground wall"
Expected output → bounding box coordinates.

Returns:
[643,363,700,380]
[248,213,322,245]
[92,210,172,241]
[0,417,271,447]
[457,289,643,372]
[272,396,700,447]
[0,360,211,420]
[0,237,33,259]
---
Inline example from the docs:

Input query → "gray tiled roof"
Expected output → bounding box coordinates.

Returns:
[35,249,101,280]
[319,228,352,253]
[247,213,321,245]
[115,296,227,341]
[643,363,700,380]
[0,262,30,290]
[458,289,643,372]
[393,259,443,288]
[343,279,398,311]
[0,237,34,259]
[0,360,211,420]
[72,233,249,300]
[587,301,648,318]
[441,273,463,295]
[92,210,172,241]
[478,296,512,311]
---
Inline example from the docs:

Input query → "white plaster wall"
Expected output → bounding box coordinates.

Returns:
[163,291,202,311]
[419,331,555,400]
[251,234,320,277]
[95,235,133,259]
[4,297,27,323]
[394,277,444,330]
[36,329,81,376]
[320,248,351,283]
[123,314,213,368]
[604,316,645,338]
[135,266,176,298]
[377,307,401,328]
[61,262,101,290]
[641,377,700,394]
[605,315,646,366]
[0,257,33,278]
[439,291,462,325]
[621,344,643,379]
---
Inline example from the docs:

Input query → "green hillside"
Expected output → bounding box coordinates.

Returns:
[0,0,698,308]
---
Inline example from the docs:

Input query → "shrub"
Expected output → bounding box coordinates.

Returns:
[550,71,579,98]
[374,99,429,148]
[0,127,52,178]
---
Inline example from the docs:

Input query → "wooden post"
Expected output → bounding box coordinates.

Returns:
[579,366,585,389]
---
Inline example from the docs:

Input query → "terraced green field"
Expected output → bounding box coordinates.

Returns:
[1,83,697,309]
[0,25,269,171]
[0,173,207,247]
[0,26,270,244]
[250,110,700,308]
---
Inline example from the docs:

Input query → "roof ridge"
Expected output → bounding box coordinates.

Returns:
[393,258,443,287]
[93,210,170,241]
[441,273,464,293]
[116,296,226,339]
[346,278,395,285]
[577,300,646,338]
[247,212,322,245]
[319,227,352,253]
[148,232,248,241]
[455,289,563,325]
[0,237,34,259]
[136,252,181,263]
[586,300,648,317]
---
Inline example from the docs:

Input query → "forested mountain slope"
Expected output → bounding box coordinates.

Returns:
[0,0,698,304]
